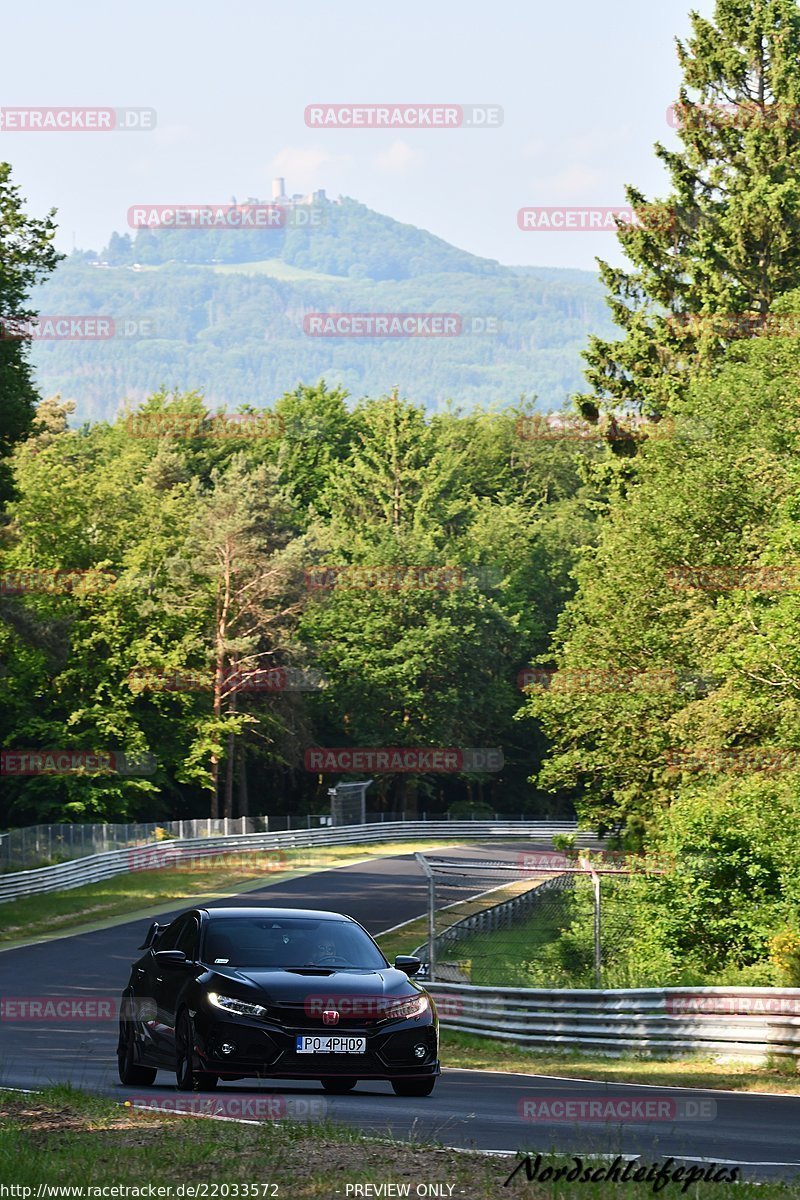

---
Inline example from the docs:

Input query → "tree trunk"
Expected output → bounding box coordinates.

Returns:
[394,774,407,816]
[211,545,233,819]
[223,730,235,819]
[238,741,249,818]
[209,757,219,819]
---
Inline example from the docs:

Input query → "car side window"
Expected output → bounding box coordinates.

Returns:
[175,917,199,960]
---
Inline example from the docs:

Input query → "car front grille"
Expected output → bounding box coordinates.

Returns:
[267,1002,384,1030]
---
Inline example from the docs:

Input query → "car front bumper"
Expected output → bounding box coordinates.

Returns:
[194,1011,440,1079]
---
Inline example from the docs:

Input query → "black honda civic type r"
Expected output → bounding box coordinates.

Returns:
[118,906,439,1095]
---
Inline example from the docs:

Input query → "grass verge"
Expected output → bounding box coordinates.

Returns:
[375,876,555,965]
[442,897,573,987]
[1,1086,797,1197]
[440,1028,800,1095]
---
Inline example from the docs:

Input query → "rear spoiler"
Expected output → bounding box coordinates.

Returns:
[138,920,165,950]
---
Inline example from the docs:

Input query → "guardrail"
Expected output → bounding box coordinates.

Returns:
[427,982,800,1062]
[0,821,595,904]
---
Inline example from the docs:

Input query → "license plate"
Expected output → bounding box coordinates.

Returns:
[296,1035,366,1054]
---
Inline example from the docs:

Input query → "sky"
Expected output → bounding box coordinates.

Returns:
[1,0,715,272]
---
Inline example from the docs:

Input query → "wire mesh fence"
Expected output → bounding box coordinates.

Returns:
[413,851,661,988]
[0,818,265,871]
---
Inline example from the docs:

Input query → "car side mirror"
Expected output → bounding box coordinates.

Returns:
[155,950,191,970]
[394,955,422,976]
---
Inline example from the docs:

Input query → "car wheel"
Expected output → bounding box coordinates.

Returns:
[391,1078,436,1097]
[175,1010,218,1092]
[118,1022,157,1086]
[320,1077,358,1093]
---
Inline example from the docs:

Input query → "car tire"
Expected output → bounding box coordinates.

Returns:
[175,1010,218,1092]
[320,1077,358,1093]
[118,1022,157,1087]
[391,1078,436,1097]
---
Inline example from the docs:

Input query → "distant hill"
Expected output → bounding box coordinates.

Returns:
[29,195,615,423]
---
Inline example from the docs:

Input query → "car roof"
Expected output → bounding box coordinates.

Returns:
[196,907,354,922]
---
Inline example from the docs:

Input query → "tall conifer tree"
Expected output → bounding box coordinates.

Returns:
[582,0,800,420]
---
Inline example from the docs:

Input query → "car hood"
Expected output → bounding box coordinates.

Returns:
[208,966,420,1002]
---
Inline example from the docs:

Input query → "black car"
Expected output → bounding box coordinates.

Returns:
[117,906,439,1096]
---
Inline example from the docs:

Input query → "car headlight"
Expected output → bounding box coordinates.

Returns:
[208,992,267,1019]
[382,994,429,1021]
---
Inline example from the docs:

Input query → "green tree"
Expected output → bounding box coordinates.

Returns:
[582,0,800,419]
[272,382,355,520]
[528,293,800,836]
[0,163,61,508]
[176,458,305,817]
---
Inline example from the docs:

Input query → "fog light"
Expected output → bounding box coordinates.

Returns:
[220,1042,236,1056]
[413,1044,427,1060]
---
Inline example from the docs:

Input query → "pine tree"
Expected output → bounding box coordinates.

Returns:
[582,0,800,421]
[0,163,61,507]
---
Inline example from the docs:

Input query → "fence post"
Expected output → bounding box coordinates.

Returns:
[415,853,436,984]
[592,868,602,987]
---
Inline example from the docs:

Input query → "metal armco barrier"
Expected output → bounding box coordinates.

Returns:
[0,821,595,903]
[427,983,800,1062]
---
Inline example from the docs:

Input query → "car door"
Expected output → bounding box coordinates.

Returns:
[144,916,190,1060]
[155,912,200,1056]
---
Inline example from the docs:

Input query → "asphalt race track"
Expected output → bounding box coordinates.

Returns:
[1,843,799,1183]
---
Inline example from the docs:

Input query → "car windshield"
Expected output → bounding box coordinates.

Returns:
[202,917,388,969]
